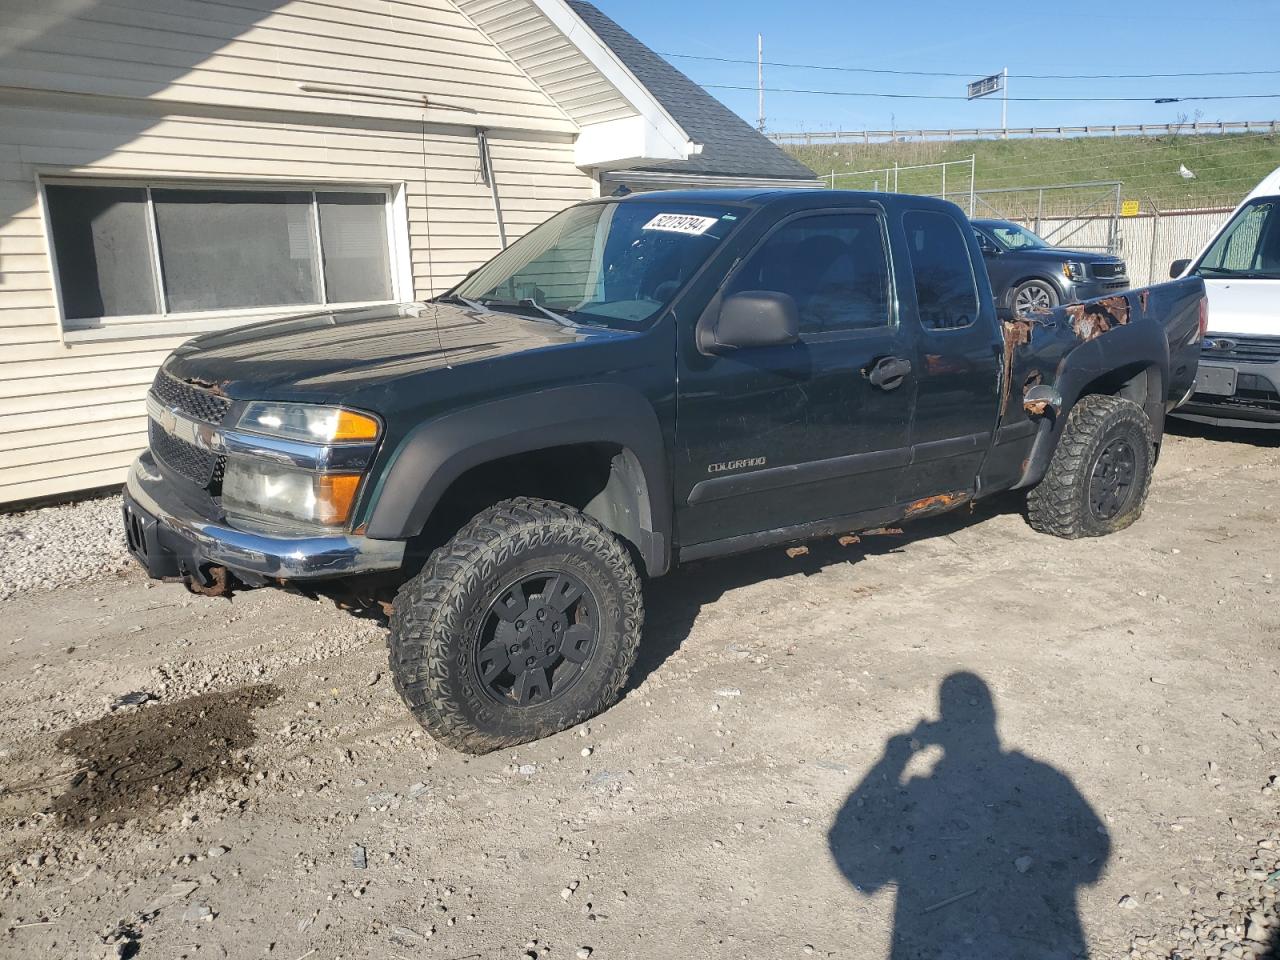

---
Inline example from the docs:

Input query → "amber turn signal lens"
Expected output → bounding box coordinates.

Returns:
[315,474,362,525]
[332,409,380,442]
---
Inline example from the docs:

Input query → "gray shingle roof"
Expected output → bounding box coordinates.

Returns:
[566,2,818,182]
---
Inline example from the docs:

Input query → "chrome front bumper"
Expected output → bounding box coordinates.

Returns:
[123,452,406,580]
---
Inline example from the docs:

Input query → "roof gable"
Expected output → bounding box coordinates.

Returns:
[564,2,818,181]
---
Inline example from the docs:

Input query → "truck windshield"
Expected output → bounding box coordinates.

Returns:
[987,222,1049,251]
[1197,197,1280,280]
[447,200,741,329]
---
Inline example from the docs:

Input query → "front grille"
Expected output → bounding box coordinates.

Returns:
[151,370,231,425]
[1092,261,1127,280]
[1202,335,1280,364]
[149,419,220,487]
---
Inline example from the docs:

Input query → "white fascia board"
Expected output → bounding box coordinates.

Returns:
[528,0,698,167]
[575,115,699,170]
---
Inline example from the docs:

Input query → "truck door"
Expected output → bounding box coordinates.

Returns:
[674,208,918,549]
[898,209,1003,501]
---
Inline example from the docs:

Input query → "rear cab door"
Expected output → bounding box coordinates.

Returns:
[896,204,1004,503]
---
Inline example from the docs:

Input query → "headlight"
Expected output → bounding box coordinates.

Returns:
[1063,261,1087,281]
[223,402,379,530]
[237,401,379,443]
[222,460,362,529]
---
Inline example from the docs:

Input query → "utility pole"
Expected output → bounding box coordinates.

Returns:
[757,33,765,132]
[1001,66,1008,138]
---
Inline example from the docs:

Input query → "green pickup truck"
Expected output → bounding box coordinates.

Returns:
[123,188,1206,753]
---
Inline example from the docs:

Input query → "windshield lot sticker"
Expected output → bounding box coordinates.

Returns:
[642,213,720,235]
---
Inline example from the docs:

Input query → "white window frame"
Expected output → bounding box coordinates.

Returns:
[37,175,413,341]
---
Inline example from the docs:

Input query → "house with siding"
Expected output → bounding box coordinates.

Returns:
[0,0,818,506]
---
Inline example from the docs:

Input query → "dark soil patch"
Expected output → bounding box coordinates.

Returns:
[51,684,280,828]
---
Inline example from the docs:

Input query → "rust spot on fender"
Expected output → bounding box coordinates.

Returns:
[785,545,810,559]
[837,534,861,547]
[1139,289,1150,314]
[1000,318,1037,415]
[904,492,972,520]
[1064,295,1131,342]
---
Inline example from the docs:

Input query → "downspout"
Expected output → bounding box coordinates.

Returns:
[475,128,507,249]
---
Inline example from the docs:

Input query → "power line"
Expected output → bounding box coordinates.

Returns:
[663,52,1280,81]
[703,83,1280,103]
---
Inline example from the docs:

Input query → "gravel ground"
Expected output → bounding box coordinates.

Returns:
[0,425,1277,960]
[0,495,130,602]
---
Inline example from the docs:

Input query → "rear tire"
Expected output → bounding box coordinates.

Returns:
[388,497,643,754]
[1027,395,1155,539]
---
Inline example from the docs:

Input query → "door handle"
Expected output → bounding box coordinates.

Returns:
[867,356,912,391]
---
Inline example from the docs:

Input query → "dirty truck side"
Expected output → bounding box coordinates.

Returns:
[122,190,1206,753]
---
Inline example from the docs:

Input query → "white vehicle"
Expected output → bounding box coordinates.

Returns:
[1171,166,1280,428]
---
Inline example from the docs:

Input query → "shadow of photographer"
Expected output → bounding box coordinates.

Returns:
[829,672,1111,960]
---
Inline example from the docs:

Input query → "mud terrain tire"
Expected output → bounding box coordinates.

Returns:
[388,497,643,754]
[1027,394,1155,539]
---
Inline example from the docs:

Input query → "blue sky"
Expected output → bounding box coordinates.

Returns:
[597,1,1279,133]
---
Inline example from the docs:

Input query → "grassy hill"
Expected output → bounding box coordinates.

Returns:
[784,133,1280,212]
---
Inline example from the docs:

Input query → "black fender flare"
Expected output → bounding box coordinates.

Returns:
[1015,316,1170,489]
[363,384,671,575]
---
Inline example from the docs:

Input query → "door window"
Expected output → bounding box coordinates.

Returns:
[904,211,980,331]
[725,212,892,334]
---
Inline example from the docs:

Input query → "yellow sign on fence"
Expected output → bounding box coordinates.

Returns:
[1121,199,1141,217]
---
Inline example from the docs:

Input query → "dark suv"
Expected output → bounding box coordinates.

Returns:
[971,218,1130,316]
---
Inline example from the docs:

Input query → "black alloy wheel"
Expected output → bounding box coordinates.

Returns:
[1087,437,1138,521]
[475,571,598,707]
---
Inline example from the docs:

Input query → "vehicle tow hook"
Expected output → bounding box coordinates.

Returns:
[184,564,234,599]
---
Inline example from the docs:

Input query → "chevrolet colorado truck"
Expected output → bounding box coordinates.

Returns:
[122,189,1206,753]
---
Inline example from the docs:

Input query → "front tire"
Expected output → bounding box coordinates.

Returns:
[1012,278,1060,315]
[388,498,643,754]
[1027,395,1155,539]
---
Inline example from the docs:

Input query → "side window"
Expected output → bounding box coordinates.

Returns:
[904,211,979,331]
[726,212,891,334]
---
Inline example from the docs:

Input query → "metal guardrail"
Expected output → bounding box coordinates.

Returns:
[770,120,1280,144]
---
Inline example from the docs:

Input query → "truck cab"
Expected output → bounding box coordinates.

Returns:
[1171,166,1280,428]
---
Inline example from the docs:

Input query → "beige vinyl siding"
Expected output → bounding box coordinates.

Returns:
[453,0,634,126]
[1,0,578,134]
[0,95,593,504]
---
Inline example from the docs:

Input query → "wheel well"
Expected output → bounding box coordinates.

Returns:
[1073,363,1165,451]
[1076,363,1160,408]
[411,443,655,575]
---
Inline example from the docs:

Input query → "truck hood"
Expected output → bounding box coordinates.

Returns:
[1202,278,1280,336]
[163,301,636,400]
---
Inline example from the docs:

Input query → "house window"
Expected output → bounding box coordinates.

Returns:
[43,181,397,327]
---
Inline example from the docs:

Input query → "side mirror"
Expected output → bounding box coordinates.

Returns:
[701,291,800,354]
[1169,258,1192,279]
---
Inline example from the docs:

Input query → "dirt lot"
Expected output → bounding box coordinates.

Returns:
[1,422,1278,960]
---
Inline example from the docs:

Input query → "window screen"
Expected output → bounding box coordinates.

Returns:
[904,211,979,331]
[153,189,319,313]
[318,192,393,303]
[44,185,159,320]
[726,212,891,334]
